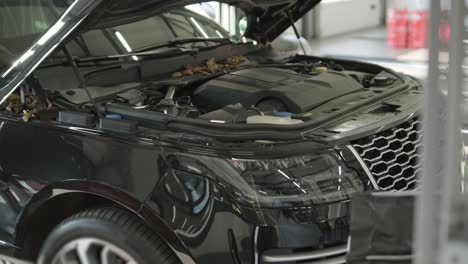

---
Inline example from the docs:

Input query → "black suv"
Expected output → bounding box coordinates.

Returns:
[0,1,422,264]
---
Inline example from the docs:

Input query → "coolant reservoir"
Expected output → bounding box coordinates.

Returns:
[247,112,304,125]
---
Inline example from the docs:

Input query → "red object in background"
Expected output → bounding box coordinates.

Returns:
[387,9,408,48]
[439,21,450,45]
[408,10,428,49]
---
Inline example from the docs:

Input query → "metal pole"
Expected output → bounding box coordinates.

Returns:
[414,1,442,264]
[441,0,465,261]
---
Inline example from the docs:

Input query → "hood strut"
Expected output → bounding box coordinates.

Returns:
[286,10,307,55]
[63,46,102,117]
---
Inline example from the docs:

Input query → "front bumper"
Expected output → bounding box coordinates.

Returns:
[254,200,350,264]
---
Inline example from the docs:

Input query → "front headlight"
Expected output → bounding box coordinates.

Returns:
[226,153,364,207]
[166,149,365,208]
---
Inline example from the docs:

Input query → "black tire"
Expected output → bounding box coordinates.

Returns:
[38,207,180,264]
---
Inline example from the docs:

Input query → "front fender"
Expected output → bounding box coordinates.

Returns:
[14,181,195,264]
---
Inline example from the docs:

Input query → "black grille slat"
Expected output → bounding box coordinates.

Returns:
[352,118,422,191]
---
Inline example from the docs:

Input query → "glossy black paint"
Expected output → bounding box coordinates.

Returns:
[0,117,164,256]
[139,140,359,264]
[0,115,360,264]
[0,1,423,263]
[0,81,422,263]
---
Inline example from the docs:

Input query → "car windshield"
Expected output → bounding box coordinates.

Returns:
[0,0,74,72]
[58,3,249,59]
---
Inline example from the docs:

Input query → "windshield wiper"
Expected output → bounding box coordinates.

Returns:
[41,38,234,69]
[74,47,198,64]
[133,38,233,53]
[36,47,198,69]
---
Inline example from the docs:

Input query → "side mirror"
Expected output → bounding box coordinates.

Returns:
[238,16,248,35]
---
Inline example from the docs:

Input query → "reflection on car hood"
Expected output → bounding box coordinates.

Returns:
[83,0,321,43]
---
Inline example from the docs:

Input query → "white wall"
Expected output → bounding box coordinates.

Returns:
[316,0,383,38]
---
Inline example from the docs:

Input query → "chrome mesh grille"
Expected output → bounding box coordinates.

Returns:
[351,118,422,191]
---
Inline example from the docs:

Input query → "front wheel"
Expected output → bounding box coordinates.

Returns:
[38,207,179,264]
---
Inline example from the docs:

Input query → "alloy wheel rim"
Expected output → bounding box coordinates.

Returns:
[51,237,138,264]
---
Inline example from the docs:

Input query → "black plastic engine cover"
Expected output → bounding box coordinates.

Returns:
[193,68,364,113]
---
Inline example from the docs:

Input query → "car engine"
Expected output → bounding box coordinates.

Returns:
[192,67,364,114]
[93,67,366,125]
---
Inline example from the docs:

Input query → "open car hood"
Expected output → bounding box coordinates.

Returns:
[84,0,321,43]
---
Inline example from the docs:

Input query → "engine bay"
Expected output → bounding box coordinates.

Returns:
[1,55,402,131]
[59,64,378,125]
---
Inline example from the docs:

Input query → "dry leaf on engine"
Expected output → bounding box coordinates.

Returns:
[47,99,53,110]
[31,98,39,108]
[226,56,243,66]
[172,56,246,78]
[22,110,33,122]
[8,94,20,101]
[205,58,219,73]
[172,72,183,78]
[3,91,54,122]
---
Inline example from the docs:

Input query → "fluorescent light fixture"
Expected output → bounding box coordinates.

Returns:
[210,120,225,124]
[277,169,291,179]
[215,30,224,38]
[115,31,132,52]
[190,17,209,38]
[115,31,138,61]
